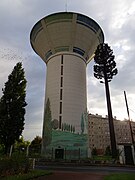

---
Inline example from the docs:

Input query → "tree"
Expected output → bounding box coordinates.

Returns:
[63,123,66,131]
[42,98,52,153]
[70,125,72,132]
[68,124,70,131]
[81,113,84,134]
[92,147,97,156]
[94,43,118,158]
[83,109,88,131]
[30,136,42,147]
[62,123,64,131]
[51,119,59,130]
[105,146,111,156]
[0,62,27,154]
[72,126,75,133]
[30,136,42,154]
[14,136,30,153]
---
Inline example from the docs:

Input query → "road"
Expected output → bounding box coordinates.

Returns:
[36,164,135,173]
[35,164,135,180]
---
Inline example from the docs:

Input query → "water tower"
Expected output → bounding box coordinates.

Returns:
[30,12,104,159]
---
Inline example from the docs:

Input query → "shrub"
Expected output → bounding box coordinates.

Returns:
[0,153,31,178]
[105,146,112,156]
[92,148,97,156]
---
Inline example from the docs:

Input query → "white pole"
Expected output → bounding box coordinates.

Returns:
[9,145,13,157]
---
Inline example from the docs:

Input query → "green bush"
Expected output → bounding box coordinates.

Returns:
[0,153,31,178]
[105,146,112,156]
[2,170,52,180]
[91,148,97,156]
[0,144,4,156]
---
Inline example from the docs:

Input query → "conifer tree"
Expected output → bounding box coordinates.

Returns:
[42,98,52,152]
[81,113,84,134]
[0,62,27,154]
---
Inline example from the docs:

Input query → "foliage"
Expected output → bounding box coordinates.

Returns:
[51,119,59,130]
[91,148,97,156]
[0,154,30,178]
[61,123,75,133]
[81,113,84,134]
[30,136,42,155]
[14,136,30,152]
[105,146,112,156]
[42,98,52,148]
[83,109,88,130]
[2,170,52,180]
[30,136,42,147]
[94,43,118,83]
[104,173,135,180]
[72,126,75,133]
[0,62,27,155]
[0,144,4,155]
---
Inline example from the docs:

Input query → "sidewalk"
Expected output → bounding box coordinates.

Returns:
[34,171,108,180]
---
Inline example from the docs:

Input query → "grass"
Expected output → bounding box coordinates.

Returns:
[2,171,135,180]
[104,173,135,180]
[1,169,52,180]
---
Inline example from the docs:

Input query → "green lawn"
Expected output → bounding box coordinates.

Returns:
[104,173,135,180]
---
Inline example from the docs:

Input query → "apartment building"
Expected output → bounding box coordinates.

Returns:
[88,114,135,154]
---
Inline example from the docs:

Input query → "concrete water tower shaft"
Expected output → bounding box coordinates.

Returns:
[30,12,104,156]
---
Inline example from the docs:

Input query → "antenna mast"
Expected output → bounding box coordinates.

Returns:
[124,90,134,144]
[65,0,67,12]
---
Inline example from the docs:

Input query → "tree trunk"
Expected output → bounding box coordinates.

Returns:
[4,142,11,156]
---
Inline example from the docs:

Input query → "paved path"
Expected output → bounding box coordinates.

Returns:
[34,171,108,180]
[35,164,135,179]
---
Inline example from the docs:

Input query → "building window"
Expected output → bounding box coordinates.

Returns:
[59,116,62,129]
[60,102,62,114]
[61,55,63,64]
[60,89,63,100]
[61,66,63,75]
[60,77,63,87]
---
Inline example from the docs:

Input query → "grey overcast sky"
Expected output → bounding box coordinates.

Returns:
[0,0,135,140]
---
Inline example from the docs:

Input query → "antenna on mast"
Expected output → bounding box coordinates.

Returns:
[65,0,67,12]
[124,90,134,145]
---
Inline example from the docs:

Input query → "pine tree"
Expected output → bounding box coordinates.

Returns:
[81,113,84,134]
[42,98,52,151]
[73,126,75,133]
[70,125,72,132]
[0,62,27,154]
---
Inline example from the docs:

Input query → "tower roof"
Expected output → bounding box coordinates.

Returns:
[30,12,104,63]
